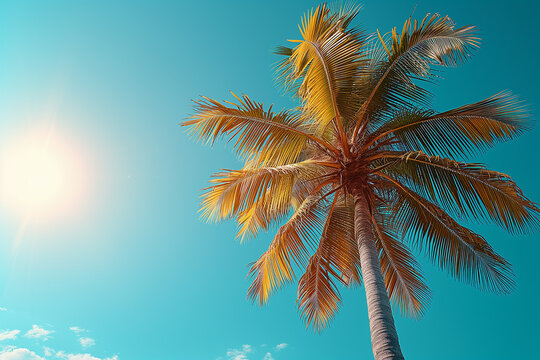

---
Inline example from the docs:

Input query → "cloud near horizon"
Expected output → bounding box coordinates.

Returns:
[78,338,95,349]
[225,344,251,360]
[219,343,287,360]
[68,328,85,335]
[0,347,44,360]
[56,351,117,360]
[24,326,53,341]
[0,331,20,342]
[0,323,114,360]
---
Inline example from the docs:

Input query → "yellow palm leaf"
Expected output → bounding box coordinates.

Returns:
[183,94,337,166]
[277,4,366,141]
[247,194,328,304]
[201,160,328,223]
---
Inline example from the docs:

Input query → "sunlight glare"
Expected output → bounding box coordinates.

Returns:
[1,130,85,219]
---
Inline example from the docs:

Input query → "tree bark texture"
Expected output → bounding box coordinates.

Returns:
[354,193,405,360]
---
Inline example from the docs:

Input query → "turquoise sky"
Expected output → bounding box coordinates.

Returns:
[0,1,538,359]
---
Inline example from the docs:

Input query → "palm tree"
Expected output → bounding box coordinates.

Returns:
[183,4,538,359]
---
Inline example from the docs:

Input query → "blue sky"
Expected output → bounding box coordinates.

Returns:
[0,1,538,359]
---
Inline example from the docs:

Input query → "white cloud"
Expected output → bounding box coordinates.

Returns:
[69,327,86,334]
[221,344,284,360]
[0,330,20,341]
[56,351,118,360]
[78,338,95,349]
[226,345,252,360]
[0,308,7,312]
[56,352,117,360]
[24,325,53,340]
[0,347,44,360]
[42,348,53,357]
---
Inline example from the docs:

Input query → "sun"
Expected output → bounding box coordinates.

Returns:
[1,129,84,218]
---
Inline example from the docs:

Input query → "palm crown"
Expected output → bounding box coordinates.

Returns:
[183,3,538,354]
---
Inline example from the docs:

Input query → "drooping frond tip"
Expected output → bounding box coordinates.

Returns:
[372,214,431,318]
[381,151,539,234]
[297,196,360,331]
[247,195,328,305]
[378,174,515,294]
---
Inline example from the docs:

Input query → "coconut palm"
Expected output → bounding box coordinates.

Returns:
[183,4,538,360]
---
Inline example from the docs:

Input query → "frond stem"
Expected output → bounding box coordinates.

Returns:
[305,40,352,158]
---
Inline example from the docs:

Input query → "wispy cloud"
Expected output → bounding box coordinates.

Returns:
[0,325,113,360]
[0,308,7,312]
[0,330,20,342]
[56,351,117,360]
[69,327,94,349]
[78,338,95,349]
[225,345,252,360]
[220,343,287,360]
[43,347,53,357]
[24,326,53,341]
[0,347,45,360]
[68,327,86,334]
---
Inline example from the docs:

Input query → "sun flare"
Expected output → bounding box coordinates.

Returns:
[1,130,84,218]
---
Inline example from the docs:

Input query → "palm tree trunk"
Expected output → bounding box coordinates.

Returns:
[354,193,404,360]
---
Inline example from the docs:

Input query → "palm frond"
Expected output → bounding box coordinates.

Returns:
[235,194,285,241]
[376,173,514,293]
[371,212,430,318]
[380,151,539,233]
[368,92,528,157]
[248,195,328,304]
[297,194,360,330]
[201,161,327,223]
[276,4,367,141]
[183,94,338,166]
[334,196,362,286]
[236,174,328,240]
[329,2,362,28]
[353,13,479,139]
